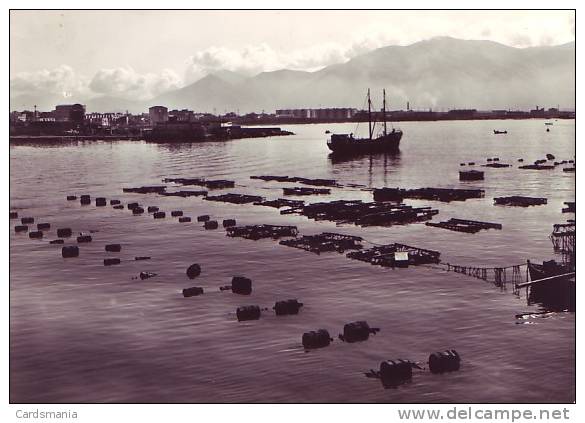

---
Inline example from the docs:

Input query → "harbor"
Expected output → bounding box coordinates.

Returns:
[9,118,575,403]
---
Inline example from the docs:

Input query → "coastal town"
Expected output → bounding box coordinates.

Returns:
[9,103,575,142]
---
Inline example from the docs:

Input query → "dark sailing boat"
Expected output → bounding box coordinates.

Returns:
[327,89,403,154]
[525,223,575,310]
[526,260,575,311]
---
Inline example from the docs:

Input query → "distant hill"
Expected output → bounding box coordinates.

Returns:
[150,37,575,113]
[11,37,575,113]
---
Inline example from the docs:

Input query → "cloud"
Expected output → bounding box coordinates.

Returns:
[509,34,533,48]
[10,65,90,98]
[185,44,284,82]
[348,38,387,57]
[539,34,555,46]
[11,65,183,104]
[184,41,393,83]
[89,67,182,99]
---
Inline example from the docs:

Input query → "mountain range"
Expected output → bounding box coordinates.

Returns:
[11,37,575,114]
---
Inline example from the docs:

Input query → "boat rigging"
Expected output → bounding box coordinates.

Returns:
[327,89,403,155]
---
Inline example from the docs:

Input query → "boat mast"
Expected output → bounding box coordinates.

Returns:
[368,88,372,140]
[383,89,387,136]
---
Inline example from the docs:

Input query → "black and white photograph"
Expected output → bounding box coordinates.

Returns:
[6,4,578,419]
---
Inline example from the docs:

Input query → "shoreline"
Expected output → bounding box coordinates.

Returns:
[9,117,573,144]
[9,130,293,144]
[234,115,575,126]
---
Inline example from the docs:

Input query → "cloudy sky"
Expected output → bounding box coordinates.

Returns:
[10,10,575,102]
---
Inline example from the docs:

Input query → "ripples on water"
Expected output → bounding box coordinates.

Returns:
[10,120,575,403]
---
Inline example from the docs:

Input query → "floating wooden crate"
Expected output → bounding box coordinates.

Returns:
[459,170,484,181]
[280,199,439,227]
[347,243,440,267]
[373,187,484,202]
[426,218,502,233]
[280,232,363,254]
[226,224,298,240]
[205,193,264,204]
[494,196,547,207]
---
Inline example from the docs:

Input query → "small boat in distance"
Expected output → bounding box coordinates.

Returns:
[327,89,402,154]
[493,130,508,134]
[545,122,553,126]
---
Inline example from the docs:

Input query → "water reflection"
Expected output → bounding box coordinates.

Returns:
[328,151,402,166]
[153,141,228,153]
[329,152,401,187]
[9,139,121,149]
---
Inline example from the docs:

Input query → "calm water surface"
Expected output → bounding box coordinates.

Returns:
[10,119,575,403]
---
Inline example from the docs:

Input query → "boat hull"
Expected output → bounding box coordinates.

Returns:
[527,261,575,311]
[327,131,402,154]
